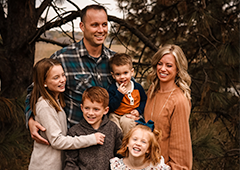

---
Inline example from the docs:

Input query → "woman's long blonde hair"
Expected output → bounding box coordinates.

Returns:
[30,58,65,115]
[148,44,191,100]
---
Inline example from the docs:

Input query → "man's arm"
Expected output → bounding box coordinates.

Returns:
[24,83,49,145]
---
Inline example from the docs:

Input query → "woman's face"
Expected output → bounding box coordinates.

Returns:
[156,53,178,84]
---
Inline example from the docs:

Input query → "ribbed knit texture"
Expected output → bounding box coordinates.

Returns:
[144,87,192,170]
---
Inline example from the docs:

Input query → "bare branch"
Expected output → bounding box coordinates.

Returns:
[0,2,7,41]
[37,37,70,47]
[29,10,81,44]
[66,0,80,11]
[36,0,52,19]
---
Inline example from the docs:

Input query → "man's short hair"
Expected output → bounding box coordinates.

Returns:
[81,4,107,23]
[82,86,109,108]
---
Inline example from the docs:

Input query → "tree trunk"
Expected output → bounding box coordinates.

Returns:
[1,0,37,98]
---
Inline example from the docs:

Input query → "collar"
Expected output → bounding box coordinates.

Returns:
[116,80,134,93]
[78,39,108,59]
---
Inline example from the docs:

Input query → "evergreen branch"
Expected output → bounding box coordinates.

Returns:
[108,15,159,52]
[134,45,147,79]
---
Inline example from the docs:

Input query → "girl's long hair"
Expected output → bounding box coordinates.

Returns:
[30,58,65,115]
[148,44,191,100]
[117,125,162,165]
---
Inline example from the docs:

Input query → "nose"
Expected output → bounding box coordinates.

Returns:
[60,75,66,82]
[135,140,141,146]
[98,25,103,32]
[88,109,94,115]
[161,64,167,71]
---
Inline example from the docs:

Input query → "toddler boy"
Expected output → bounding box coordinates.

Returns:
[64,86,123,170]
[108,53,147,136]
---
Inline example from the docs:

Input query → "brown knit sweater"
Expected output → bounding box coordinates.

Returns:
[144,87,192,170]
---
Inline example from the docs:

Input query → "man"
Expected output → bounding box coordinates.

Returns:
[25,4,115,145]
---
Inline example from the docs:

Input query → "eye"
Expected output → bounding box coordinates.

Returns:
[157,62,162,66]
[92,23,98,27]
[102,23,107,27]
[94,108,100,111]
[84,107,90,110]
[54,76,59,79]
[115,73,120,76]
[124,71,128,75]
[167,64,172,67]
[132,137,137,141]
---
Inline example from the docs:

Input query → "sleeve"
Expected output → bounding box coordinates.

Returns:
[24,83,34,128]
[64,129,80,170]
[135,83,147,115]
[158,156,171,170]
[37,103,97,150]
[168,98,192,170]
[108,84,124,113]
[110,157,121,170]
[114,125,123,157]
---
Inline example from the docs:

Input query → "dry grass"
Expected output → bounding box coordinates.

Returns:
[35,42,125,64]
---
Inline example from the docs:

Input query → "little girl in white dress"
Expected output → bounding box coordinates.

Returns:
[110,119,171,170]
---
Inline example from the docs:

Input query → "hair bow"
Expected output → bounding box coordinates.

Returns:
[135,118,154,132]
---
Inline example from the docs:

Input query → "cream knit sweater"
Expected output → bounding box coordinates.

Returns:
[28,97,97,170]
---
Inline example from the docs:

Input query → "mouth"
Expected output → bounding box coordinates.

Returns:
[119,80,127,84]
[58,84,65,88]
[95,34,105,40]
[133,147,141,152]
[160,73,168,76]
[87,116,96,120]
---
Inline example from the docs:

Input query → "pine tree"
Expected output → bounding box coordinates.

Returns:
[110,0,240,169]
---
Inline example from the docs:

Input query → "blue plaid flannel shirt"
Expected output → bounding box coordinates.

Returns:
[25,39,115,127]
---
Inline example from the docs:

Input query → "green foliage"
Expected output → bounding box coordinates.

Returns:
[111,0,240,169]
[0,94,32,170]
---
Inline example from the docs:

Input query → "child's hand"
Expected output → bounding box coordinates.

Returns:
[126,110,140,120]
[117,83,128,94]
[94,132,105,145]
[130,109,139,117]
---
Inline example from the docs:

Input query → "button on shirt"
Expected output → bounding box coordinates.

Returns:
[25,39,115,127]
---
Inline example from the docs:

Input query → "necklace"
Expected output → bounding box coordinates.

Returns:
[151,88,176,119]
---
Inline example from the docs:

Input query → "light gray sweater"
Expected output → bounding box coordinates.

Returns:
[28,97,97,170]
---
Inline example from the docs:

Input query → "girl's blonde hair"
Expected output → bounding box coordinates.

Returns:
[117,125,162,165]
[30,58,65,115]
[148,44,191,100]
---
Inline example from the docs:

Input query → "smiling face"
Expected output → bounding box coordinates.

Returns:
[111,64,134,88]
[44,65,66,100]
[156,53,178,85]
[80,8,108,48]
[81,98,109,129]
[127,129,150,159]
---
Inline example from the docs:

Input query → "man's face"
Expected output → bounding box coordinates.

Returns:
[80,9,108,47]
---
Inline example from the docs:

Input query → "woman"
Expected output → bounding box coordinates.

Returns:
[144,44,192,170]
